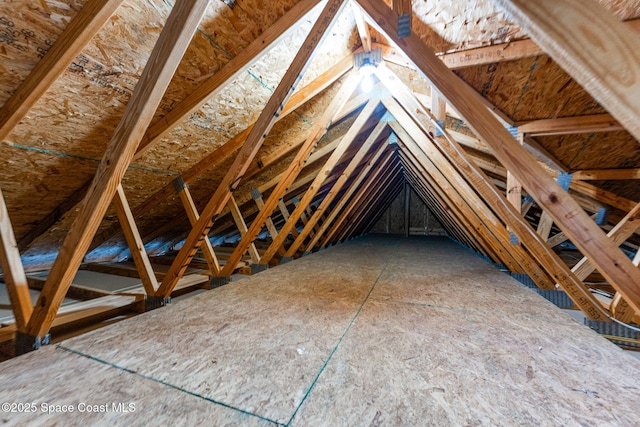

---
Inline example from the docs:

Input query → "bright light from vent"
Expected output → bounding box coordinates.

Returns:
[359,60,377,93]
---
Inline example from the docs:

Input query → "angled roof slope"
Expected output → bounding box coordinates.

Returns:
[0,0,639,341]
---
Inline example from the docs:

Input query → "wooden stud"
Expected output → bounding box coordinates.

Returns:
[175,181,221,275]
[357,0,640,314]
[252,191,286,256]
[227,196,261,265]
[217,72,364,276]
[493,0,640,142]
[519,114,622,136]
[573,169,640,181]
[287,121,388,255]
[351,1,372,52]
[374,64,609,318]
[157,0,349,296]
[0,0,126,142]
[392,0,412,38]
[307,144,391,250]
[260,100,380,265]
[320,153,397,246]
[113,185,159,296]
[0,188,33,329]
[25,0,210,338]
[536,212,554,241]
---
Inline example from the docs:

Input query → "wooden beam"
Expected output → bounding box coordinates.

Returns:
[351,1,372,52]
[157,0,349,296]
[374,64,609,319]
[518,114,623,136]
[287,121,388,256]
[18,17,351,254]
[573,168,640,181]
[0,0,126,142]
[392,0,412,38]
[493,0,640,143]
[321,153,397,246]
[216,72,363,277]
[175,180,221,275]
[252,191,286,256]
[227,195,261,265]
[260,99,380,265]
[536,212,554,241]
[138,0,322,156]
[25,0,210,338]
[112,185,159,296]
[309,145,392,250]
[0,188,33,329]
[386,107,529,274]
[357,0,640,314]
[568,202,640,321]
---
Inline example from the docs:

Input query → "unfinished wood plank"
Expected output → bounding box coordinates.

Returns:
[536,212,554,241]
[352,1,372,52]
[288,121,388,256]
[217,72,363,276]
[321,153,397,246]
[227,195,261,265]
[374,64,608,319]
[157,0,349,295]
[0,187,33,329]
[25,0,210,339]
[112,185,159,296]
[0,0,126,142]
[493,0,640,143]
[307,145,391,251]
[252,191,286,256]
[260,99,380,265]
[176,180,221,275]
[357,0,640,315]
[519,114,622,136]
[573,168,640,181]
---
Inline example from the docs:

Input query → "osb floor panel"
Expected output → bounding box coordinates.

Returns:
[1,235,639,426]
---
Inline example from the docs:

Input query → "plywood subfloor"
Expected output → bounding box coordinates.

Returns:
[1,235,639,426]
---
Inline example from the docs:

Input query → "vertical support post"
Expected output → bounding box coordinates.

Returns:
[113,184,159,296]
[404,182,411,237]
[174,177,221,275]
[0,188,33,329]
[24,0,211,342]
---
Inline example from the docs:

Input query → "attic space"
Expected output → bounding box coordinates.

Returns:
[0,0,640,423]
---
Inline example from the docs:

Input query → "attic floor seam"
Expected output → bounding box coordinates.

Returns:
[55,344,284,426]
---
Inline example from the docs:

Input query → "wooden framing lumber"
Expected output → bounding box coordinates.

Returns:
[24,0,210,339]
[216,72,364,276]
[259,99,380,265]
[493,0,640,143]
[386,111,527,273]
[374,64,609,318]
[252,191,286,255]
[335,159,400,242]
[306,143,391,250]
[175,180,221,275]
[357,0,640,314]
[568,202,640,321]
[227,195,261,265]
[351,0,372,52]
[320,152,397,246]
[536,212,554,241]
[400,151,502,262]
[0,188,33,329]
[288,121,388,255]
[392,0,412,38]
[157,0,349,295]
[113,185,159,296]
[0,0,126,142]
[573,169,640,181]
[518,114,622,136]
[19,31,353,255]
